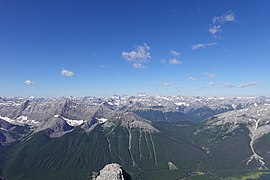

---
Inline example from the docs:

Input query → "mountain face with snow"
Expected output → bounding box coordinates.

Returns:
[198,103,270,170]
[0,95,267,125]
[1,95,270,179]
[0,118,29,144]
[0,95,267,141]
[35,116,74,138]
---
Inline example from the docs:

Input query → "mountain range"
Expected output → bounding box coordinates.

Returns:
[0,95,270,179]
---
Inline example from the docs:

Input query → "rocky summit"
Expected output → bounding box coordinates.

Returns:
[96,163,131,180]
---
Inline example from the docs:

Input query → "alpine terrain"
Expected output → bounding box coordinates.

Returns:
[0,95,270,179]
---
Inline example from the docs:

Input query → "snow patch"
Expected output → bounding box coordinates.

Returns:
[16,116,39,125]
[175,102,189,106]
[107,102,114,106]
[97,118,108,124]
[54,115,84,126]
[0,116,39,126]
[0,116,15,124]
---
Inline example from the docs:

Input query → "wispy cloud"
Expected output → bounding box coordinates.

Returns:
[239,81,258,88]
[209,82,215,86]
[160,82,174,87]
[188,76,197,81]
[132,63,146,69]
[204,72,216,78]
[209,11,235,36]
[209,25,222,35]
[161,50,182,65]
[122,43,150,63]
[219,81,259,88]
[61,69,74,77]
[192,42,217,50]
[161,58,182,65]
[169,58,181,65]
[213,11,235,24]
[220,83,236,88]
[170,50,180,57]
[24,80,35,86]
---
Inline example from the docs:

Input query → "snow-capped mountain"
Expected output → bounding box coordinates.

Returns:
[1,95,270,179]
[0,95,268,126]
[0,95,268,144]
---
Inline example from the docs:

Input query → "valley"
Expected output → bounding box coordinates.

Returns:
[0,95,270,179]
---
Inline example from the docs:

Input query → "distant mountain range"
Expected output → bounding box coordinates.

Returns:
[0,95,270,179]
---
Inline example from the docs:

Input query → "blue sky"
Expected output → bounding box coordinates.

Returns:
[0,0,270,97]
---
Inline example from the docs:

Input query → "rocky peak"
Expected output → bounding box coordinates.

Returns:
[96,163,131,180]
[0,97,5,103]
[35,116,73,138]
[94,103,115,118]
[103,112,159,133]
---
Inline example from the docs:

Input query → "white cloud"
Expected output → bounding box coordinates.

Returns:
[209,11,235,36]
[169,58,181,65]
[61,69,74,77]
[161,50,182,65]
[24,80,35,86]
[206,42,217,46]
[122,43,151,63]
[192,44,204,50]
[132,63,146,69]
[213,12,235,24]
[160,82,173,87]
[239,81,258,88]
[220,83,236,88]
[188,76,197,81]
[218,81,258,88]
[192,42,217,50]
[209,25,222,35]
[204,72,216,78]
[170,50,180,57]
[224,12,235,22]
[209,82,215,86]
